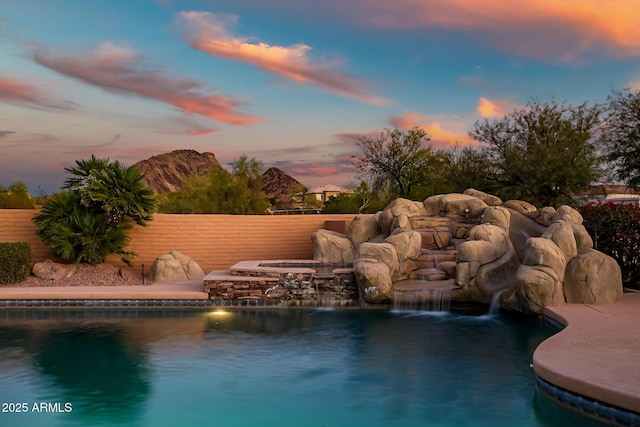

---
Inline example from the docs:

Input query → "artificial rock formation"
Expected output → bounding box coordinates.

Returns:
[312,188,624,314]
[149,250,205,283]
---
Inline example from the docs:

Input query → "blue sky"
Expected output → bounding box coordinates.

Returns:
[1,0,639,194]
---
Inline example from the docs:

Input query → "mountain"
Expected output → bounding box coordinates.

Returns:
[261,167,303,198]
[133,149,220,194]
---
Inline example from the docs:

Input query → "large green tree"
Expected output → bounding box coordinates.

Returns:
[600,88,640,188]
[355,127,450,201]
[33,156,155,264]
[469,100,603,207]
[157,156,269,214]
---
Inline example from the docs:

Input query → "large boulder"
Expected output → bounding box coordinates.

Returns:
[385,231,422,279]
[509,265,565,314]
[348,214,378,246]
[149,250,205,283]
[564,249,623,304]
[354,258,393,303]
[424,193,488,220]
[358,242,399,279]
[312,229,355,264]
[32,260,76,281]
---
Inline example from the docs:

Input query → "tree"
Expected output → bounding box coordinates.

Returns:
[157,156,270,214]
[469,99,603,207]
[355,127,449,201]
[443,146,495,194]
[600,88,640,188]
[0,181,36,209]
[33,156,155,264]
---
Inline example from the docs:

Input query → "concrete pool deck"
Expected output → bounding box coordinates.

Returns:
[534,291,640,418]
[0,283,638,419]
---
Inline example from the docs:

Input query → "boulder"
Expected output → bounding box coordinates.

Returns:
[312,229,355,264]
[468,223,510,258]
[378,198,427,234]
[385,231,422,279]
[553,205,584,224]
[354,258,392,303]
[32,260,76,280]
[542,220,578,261]
[503,199,537,214]
[482,206,510,230]
[511,265,565,314]
[348,214,378,246]
[571,223,594,249]
[522,237,566,281]
[528,207,556,226]
[390,214,412,235]
[424,193,487,219]
[358,242,399,278]
[564,249,623,304]
[149,250,205,282]
[463,188,502,206]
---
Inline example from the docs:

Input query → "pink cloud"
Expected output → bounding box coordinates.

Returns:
[33,42,261,125]
[291,165,340,177]
[179,11,389,105]
[258,0,640,61]
[476,97,521,118]
[388,112,477,148]
[0,76,44,104]
[0,76,68,109]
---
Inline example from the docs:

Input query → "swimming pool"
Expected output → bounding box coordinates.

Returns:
[0,309,603,426]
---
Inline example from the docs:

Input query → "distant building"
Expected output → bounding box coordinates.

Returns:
[580,184,640,206]
[307,185,352,204]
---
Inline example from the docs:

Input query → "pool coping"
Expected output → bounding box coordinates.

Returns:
[535,292,640,422]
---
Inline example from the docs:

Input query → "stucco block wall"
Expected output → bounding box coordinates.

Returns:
[0,210,355,273]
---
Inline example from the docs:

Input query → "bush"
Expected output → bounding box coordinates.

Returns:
[33,156,155,265]
[0,242,33,284]
[579,201,640,288]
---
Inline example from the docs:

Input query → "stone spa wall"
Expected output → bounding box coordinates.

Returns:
[0,210,355,273]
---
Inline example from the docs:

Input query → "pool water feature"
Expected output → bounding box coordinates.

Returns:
[204,260,358,307]
[0,309,605,427]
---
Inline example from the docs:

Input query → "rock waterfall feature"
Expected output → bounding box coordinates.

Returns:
[312,189,623,314]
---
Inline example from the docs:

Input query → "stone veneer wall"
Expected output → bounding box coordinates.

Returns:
[0,210,355,273]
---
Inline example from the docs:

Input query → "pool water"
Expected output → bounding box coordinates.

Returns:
[0,309,604,427]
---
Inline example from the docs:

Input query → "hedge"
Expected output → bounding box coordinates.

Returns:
[0,242,33,284]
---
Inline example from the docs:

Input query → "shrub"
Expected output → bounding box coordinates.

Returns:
[0,242,32,284]
[33,156,155,265]
[579,201,640,288]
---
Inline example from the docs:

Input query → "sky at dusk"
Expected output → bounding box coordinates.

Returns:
[2,0,640,194]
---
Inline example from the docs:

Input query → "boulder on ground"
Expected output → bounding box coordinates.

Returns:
[564,249,623,304]
[149,250,205,283]
[424,193,487,219]
[32,260,76,280]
